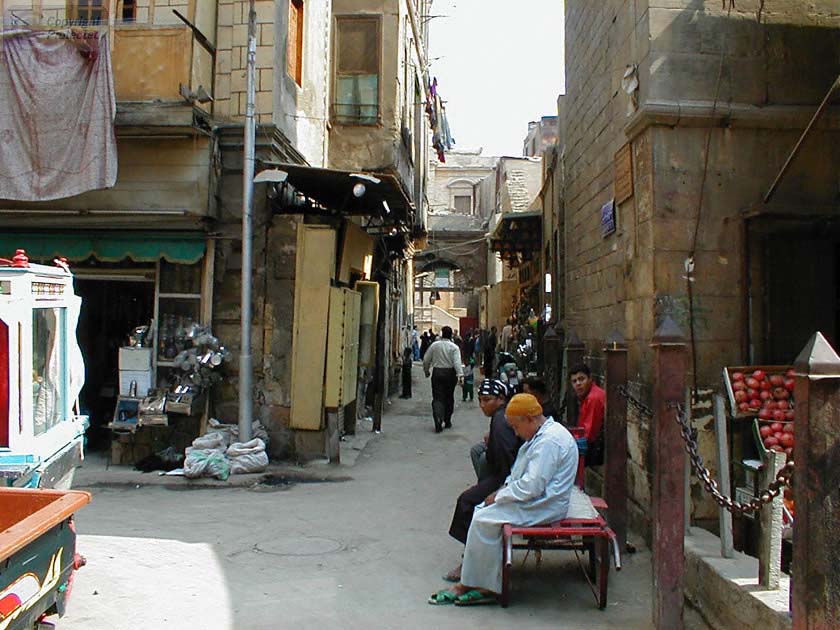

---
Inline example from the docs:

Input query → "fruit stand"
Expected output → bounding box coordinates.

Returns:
[722,366,795,558]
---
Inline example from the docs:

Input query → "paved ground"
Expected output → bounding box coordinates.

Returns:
[59,366,709,630]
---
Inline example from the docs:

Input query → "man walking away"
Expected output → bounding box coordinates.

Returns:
[423,326,464,433]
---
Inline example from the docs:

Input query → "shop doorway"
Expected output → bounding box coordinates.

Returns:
[74,272,154,450]
[751,218,840,365]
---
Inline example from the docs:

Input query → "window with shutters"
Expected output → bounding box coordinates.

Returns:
[120,0,136,22]
[333,16,380,125]
[453,195,472,214]
[287,0,304,86]
[68,0,106,24]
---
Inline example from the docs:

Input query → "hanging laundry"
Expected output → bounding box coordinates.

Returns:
[0,29,117,201]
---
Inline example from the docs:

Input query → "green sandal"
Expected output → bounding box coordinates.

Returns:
[454,589,498,606]
[428,589,458,605]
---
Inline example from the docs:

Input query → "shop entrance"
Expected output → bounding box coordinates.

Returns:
[74,269,155,450]
[751,217,840,364]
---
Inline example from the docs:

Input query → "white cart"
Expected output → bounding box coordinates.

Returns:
[0,250,87,488]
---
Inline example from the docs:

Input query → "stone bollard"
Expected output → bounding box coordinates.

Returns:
[604,330,628,552]
[651,316,687,630]
[792,332,840,629]
[758,450,785,589]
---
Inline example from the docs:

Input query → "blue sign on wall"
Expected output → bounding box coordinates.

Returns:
[600,199,616,238]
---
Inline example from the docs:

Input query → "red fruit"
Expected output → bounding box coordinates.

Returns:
[739,402,750,412]
[770,422,784,433]
[784,410,795,420]
[784,447,793,456]
[759,408,772,420]
[747,388,759,399]
[764,436,780,448]
[753,370,766,381]
[780,433,794,448]
[760,380,772,391]
[769,375,785,387]
[759,425,773,438]
[786,368,796,378]
[772,410,786,422]
[749,398,762,409]
[783,423,794,434]
[771,445,785,453]
[733,381,746,391]
[731,371,745,382]
[746,377,760,389]
[784,378,795,392]
[734,390,747,403]
[775,400,788,410]
[760,390,771,401]
[773,387,790,400]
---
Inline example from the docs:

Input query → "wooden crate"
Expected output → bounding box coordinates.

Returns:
[722,365,792,419]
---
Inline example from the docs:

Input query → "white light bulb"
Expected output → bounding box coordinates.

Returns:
[353,183,366,198]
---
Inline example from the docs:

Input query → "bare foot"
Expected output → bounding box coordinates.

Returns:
[443,564,462,582]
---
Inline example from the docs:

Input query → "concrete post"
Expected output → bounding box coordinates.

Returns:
[651,316,687,630]
[564,330,585,427]
[792,332,840,629]
[758,450,785,589]
[604,331,628,552]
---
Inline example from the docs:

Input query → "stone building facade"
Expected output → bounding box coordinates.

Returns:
[562,0,840,535]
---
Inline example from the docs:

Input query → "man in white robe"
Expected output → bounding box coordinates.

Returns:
[429,393,578,605]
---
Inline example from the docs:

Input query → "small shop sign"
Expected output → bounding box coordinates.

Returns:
[600,199,616,238]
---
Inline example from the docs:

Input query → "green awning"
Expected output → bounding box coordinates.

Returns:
[0,231,206,264]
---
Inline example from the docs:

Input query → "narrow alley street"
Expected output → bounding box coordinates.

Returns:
[58,366,703,630]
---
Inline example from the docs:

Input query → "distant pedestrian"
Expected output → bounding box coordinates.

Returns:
[412,325,420,360]
[482,327,497,378]
[461,358,475,401]
[420,331,431,359]
[422,326,464,433]
[400,348,413,399]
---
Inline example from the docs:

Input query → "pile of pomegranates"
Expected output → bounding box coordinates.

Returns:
[730,368,795,419]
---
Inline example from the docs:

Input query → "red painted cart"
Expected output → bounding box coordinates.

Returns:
[500,428,622,609]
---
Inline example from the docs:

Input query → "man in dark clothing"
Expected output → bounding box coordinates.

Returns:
[444,379,522,582]
[482,327,497,378]
[523,376,558,422]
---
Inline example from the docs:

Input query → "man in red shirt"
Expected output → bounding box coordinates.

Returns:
[570,364,605,466]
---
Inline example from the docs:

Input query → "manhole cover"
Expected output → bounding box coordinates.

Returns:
[254,536,344,557]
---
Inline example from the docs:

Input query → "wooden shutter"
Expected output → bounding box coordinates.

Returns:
[287,0,304,85]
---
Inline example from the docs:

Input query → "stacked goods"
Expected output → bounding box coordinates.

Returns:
[756,419,795,459]
[728,367,795,419]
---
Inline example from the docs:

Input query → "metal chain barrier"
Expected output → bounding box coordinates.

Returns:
[617,385,793,514]
[671,402,794,515]
[617,385,654,420]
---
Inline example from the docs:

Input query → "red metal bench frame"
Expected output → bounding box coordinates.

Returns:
[500,427,621,609]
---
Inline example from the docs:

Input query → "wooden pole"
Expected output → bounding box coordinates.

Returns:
[651,316,687,630]
[604,330,628,552]
[792,331,840,629]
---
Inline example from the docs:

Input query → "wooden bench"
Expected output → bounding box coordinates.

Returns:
[500,428,621,609]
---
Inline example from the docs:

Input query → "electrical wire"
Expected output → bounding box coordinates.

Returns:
[686,3,732,402]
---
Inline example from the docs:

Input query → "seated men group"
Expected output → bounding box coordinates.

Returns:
[429,365,606,606]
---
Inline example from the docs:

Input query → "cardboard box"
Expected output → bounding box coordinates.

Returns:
[119,369,153,397]
[119,347,153,371]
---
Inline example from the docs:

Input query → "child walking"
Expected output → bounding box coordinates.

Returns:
[461,358,475,401]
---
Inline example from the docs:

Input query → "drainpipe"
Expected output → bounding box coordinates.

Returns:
[238,0,256,443]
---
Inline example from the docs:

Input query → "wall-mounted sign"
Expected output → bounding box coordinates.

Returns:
[614,143,634,204]
[600,199,616,238]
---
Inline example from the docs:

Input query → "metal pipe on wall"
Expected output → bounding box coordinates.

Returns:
[238,0,256,443]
